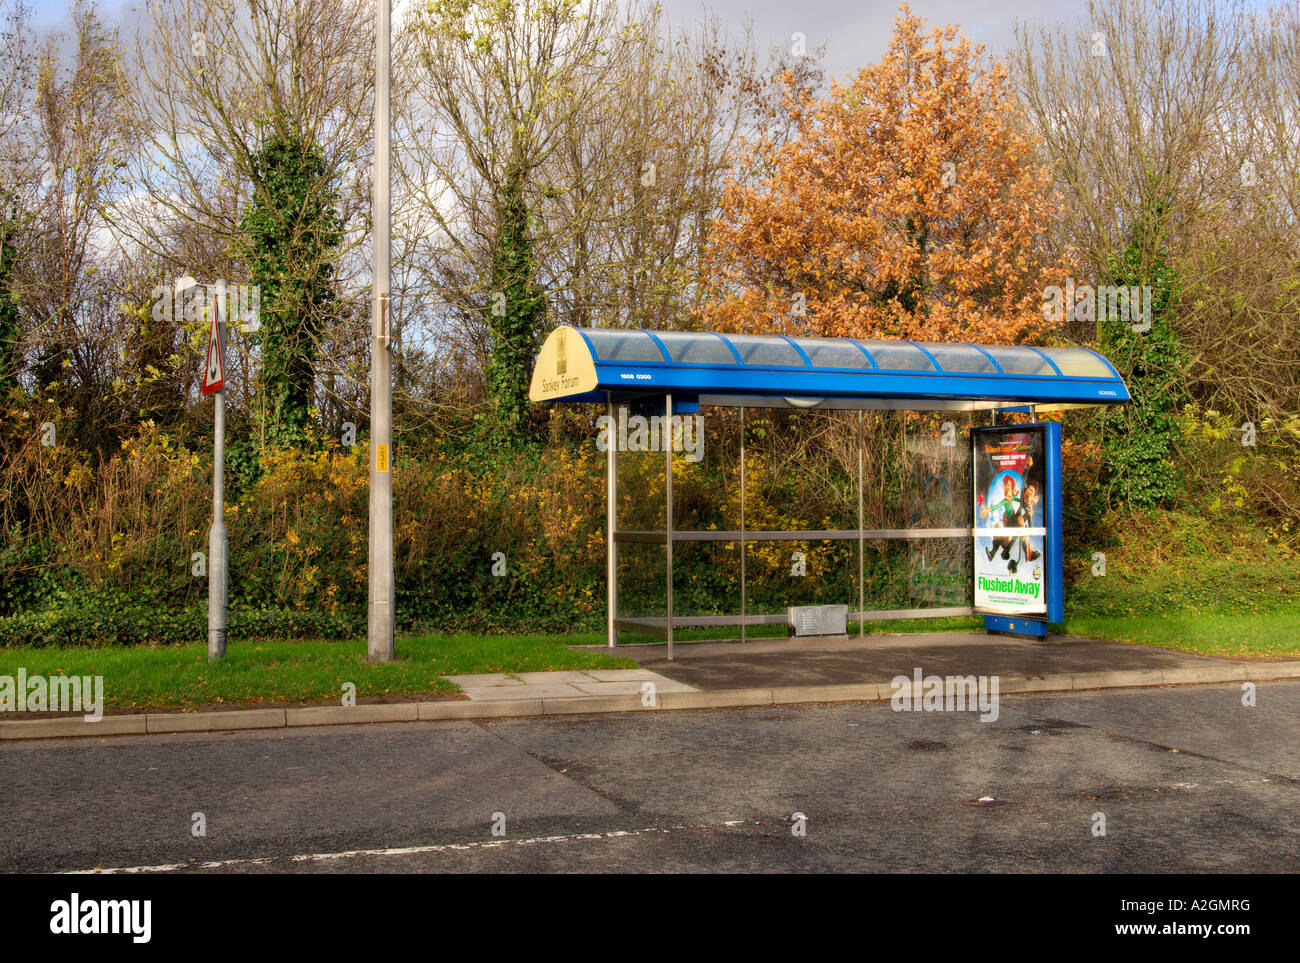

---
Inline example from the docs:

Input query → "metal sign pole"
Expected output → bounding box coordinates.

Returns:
[208,386,227,661]
[207,282,228,661]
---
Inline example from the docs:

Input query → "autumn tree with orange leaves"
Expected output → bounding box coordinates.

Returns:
[701,6,1069,345]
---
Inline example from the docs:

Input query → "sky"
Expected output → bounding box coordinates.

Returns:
[653,0,1093,80]
[23,0,1287,86]
[23,0,1097,82]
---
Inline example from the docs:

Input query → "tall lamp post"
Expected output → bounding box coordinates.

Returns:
[368,0,395,661]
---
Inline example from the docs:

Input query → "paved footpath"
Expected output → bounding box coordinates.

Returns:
[2,631,1298,742]
[614,630,1278,690]
[443,669,697,701]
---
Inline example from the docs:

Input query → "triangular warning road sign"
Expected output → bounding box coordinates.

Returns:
[201,292,225,397]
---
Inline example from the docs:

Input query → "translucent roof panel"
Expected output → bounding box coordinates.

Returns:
[653,330,738,365]
[725,334,807,367]
[1044,348,1116,378]
[917,343,999,374]
[983,346,1059,377]
[794,338,874,369]
[856,341,937,371]
[531,327,1129,409]
[582,328,667,364]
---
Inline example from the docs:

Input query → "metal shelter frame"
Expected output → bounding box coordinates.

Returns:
[530,327,1131,659]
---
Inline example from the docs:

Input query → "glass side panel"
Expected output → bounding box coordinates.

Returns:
[917,342,999,374]
[582,328,667,363]
[654,330,739,365]
[1041,347,1115,378]
[983,346,1058,376]
[856,341,936,371]
[793,338,873,369]
[724,334,807,367]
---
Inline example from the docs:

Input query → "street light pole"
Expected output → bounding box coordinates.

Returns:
[368,0,395,661]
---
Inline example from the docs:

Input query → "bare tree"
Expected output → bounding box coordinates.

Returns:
[125,0,381,436]
[0,0,38,390]
[394,1,794,429]
[1014,0,1254,293]
[1013,0,1300,420]
[15,2,140,438]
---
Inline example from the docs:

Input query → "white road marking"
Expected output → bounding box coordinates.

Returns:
[65,858,274,875]
[1165,777,1272,790]
[62,820,755,874]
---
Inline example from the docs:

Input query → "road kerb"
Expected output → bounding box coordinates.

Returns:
[417,699,544,720]
[0,714,148,740]
[998,675,1071,694]
[1071,669,1165,691]
[1241,661,1300,682]
[4,664,1299,741]
[657,688,773,710]
[541,694,652,715]
[1160,665,1252,686]
[771,684,885,705]
[286,704,419,727]
[145,708,286,734]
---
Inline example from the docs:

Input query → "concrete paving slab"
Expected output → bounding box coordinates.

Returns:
[512,671,595,684]
[572,680,697,696]
[583,669,671,682]
[464,683,587,701]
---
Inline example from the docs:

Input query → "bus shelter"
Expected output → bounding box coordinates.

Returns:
[529,326,1129,658]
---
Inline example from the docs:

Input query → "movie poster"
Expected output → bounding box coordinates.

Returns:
[972,427,1047,616]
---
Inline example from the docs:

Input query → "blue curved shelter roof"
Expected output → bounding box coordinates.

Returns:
[529,326,1129,411]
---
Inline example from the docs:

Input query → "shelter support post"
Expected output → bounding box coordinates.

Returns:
[740,406,746,644]
[857,408,864,639]
[666,394,674,660]
[606,394,617,648]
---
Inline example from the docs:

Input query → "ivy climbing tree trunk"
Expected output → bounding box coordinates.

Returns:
[0,202,20,393]
[1098,192,1188,510]
[239,117,342,447]
[483,165,545,440]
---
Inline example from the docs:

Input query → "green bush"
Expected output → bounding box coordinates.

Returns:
[0,600,359,648]
[0,529,56,616]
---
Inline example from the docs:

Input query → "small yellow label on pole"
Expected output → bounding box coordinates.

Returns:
[376,443,389,473]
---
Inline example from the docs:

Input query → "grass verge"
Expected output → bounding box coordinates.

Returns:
[0,632,638,714]
[1061,602,1300,659]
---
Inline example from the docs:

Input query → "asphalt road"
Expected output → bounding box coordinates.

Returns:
[2,682,1297,873]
